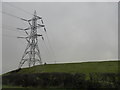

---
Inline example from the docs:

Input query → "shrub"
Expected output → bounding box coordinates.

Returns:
[2,72,119,89]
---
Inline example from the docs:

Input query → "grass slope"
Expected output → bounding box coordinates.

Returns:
[2,60,119,89]
[8,60,119,75]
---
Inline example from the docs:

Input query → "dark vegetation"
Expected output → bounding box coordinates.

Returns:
[2,72,120,89]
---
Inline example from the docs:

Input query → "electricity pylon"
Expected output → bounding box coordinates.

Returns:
[17,11,46,68]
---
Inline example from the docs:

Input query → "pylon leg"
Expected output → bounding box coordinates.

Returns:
[19,59,28,68]
[36,45,42,64]
[18,43,30,68]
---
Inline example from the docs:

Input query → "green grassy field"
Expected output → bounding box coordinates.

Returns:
[8,60,119,75]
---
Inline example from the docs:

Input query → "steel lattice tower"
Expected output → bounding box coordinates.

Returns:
[18,11,46,68]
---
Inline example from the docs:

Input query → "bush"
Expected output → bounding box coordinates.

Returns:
[88,72,120,88]
[2,72,120,89]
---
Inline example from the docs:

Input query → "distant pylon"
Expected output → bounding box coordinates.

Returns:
[17,11,47,68]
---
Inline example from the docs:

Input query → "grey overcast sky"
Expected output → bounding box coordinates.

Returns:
[2,2,118,74]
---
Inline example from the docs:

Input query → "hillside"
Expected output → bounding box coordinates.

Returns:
[6,60,119,75]
[2,60,120,89]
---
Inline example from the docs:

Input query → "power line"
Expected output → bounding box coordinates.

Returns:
[38,40,51,63]
[0,10,30,22]
[1,28,27,42]
[2,34,18,38]
[2,28,18,33]
[1,25,25,35]
[2,24,17,29]
[45,32,56,63]
[3,33,26,46]
[1,10,22,19]
[2,24,17,31]
[42,39,53,60]
[37,17,56,63]
[5,2,34,16]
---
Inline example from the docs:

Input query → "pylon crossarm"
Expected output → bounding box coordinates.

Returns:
[34,15,42,19]
[37,25,46,32]
[17,28,29,35]
[35,34,42,36]
[28,21,32,27]
[20,18,28,21]
[41,19,44,24]
[44,27,46,32]
[17,27,30,31]
[17,36,29,39]
[37,24,45,27]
